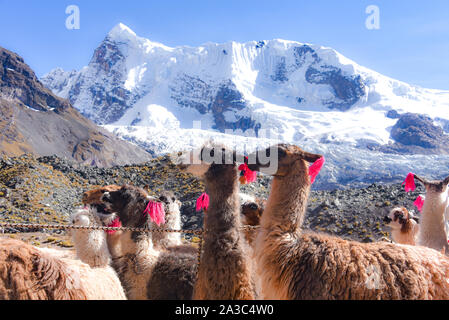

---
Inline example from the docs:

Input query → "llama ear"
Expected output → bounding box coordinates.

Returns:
[245,145,285,172]
[443,175,449,186]
[300,151,323,163]
[414,174,428,186]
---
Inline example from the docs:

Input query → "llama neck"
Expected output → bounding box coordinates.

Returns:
[72,229,111,268]
[260,161,310,232]
[391,223,418,245]
[417,188,449,254]
[204,168,240,235]
[152,207,182,249]
[109,231,156,260]
[420,191,448,235]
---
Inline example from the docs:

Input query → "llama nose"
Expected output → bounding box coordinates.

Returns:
[383,216,392,223]
[102,192,111,202]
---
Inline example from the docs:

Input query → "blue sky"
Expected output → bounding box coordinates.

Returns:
[0,0,448,89]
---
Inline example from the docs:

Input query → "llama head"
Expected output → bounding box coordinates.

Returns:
[177,143,244,182]
[71,205,109,228]
[383,207,419,233]
[82,185,122,228]
[71,207,93,227]
[246,144,322,177]
[82,185,121,205]
[414,175,449,210]
[414,174,449,194]
[241,200,265,226]
[102,184,156,229]
[158,190,181,216]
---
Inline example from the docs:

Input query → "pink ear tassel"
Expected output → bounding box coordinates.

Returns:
[309,156,325,184]
[106,218,122,235]
[238,163,257,184]
[402,172,416,192]
[196,193,210,212]
[143,201,166,226]
[413,195,425,212]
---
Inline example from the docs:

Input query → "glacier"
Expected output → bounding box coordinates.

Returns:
[41,23,449,189]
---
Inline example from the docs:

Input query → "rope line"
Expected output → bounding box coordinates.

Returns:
[0,222,259,282]
[0,222,259,234]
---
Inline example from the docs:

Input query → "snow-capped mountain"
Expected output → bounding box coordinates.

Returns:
[41,23,449,188]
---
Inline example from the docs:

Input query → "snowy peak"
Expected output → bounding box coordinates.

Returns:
[41,24,449,149]
[107,23,137,41]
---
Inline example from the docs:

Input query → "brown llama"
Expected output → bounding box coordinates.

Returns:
[83,186,182,250]
[0,239,87,300]
[178,145,255,300]
[247,143,449,300]
[240,199,265,247]
[100,185,197,300]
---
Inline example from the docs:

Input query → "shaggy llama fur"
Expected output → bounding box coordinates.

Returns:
[248,144,449,299]
[101,185,197,300]
[179,145,255,300]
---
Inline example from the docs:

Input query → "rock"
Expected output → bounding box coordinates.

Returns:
[375,113,449,155]
[333,198,341,208]
[386,110,400,119]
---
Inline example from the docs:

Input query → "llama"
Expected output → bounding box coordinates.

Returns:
[83,186,182,250]
[178,145,255,300]
[68,206,127,299]
[100,185,197,300]
[70,206,112,267]
[0,225,126,300]
[151,191,183,250]
[383,207,419,245]
[413,175,449,254]
[0,238,87,300]
[247,143,449,299]
[240,200,265,247]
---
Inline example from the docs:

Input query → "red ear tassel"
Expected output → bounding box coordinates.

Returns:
[143,201,166,226]
[309,156,325,184]
[413,195,425,212]
[196,193,210,212]
[106,217,122,235]
[238,162,257,185]
[402,172,416,192]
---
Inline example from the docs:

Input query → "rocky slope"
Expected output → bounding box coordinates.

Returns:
[0,154,428,243]
[0,46,151,167]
